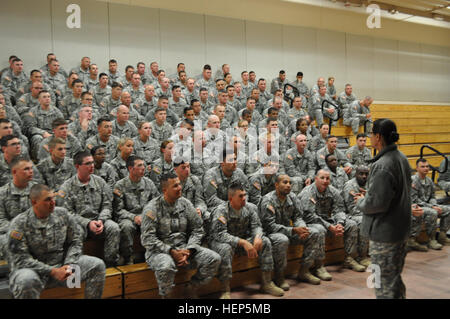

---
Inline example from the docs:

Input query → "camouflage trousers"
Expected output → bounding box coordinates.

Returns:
[9,255,106,299]
[348,215,370,257]
[118,219,138,259]
[437,205,450,233]
[311,108,338,127]
[270,223,326,272]
[30,134,45,161]
[146,246,220,297]
[438,180,450,193]
[369,239,407,299]
[327,218,358,257]
[80,220,120,266]
[410,208,438,238]
[209,235,274,282]
[0,234,6,260]
[343,117,373,135]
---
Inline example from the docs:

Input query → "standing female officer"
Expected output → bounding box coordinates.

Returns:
[354,118,419,299]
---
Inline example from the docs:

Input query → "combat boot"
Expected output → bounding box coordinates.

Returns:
[274,270,290,291]
[185,282,199,299]
[407,237,428,252]
[297,264,320,285]
[358,256,371,268]
[438,231,450,246]
[219,280,231,299]
[260,271,284,297]
[343,256,366,272]
[428,239,443,250]
[314,264,332,281]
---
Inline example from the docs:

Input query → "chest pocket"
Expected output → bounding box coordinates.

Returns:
[316,197,333,218]
[7,195,30,220]
[228,213,249,237]
[47,221,67,252]
[169,210,188,234]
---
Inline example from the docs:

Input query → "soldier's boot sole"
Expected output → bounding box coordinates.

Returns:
[260,282,285,297]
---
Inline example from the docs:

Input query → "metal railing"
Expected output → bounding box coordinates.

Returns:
[321,99,339,134]
[420,144,448,185]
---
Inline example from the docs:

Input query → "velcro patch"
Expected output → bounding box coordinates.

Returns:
[57,190,65,198]
[210,180,217,189]
[218,216,227,224]
[153,166,161,174]
[287,154,293,161]
[113,188,122,197]
[10,230,23,241]
[253,182,261,190]
[146,210,156,220]
[268,205,275,214]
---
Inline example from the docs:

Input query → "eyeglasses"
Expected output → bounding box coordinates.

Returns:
[81,161,94,166]
[7,142,20,147]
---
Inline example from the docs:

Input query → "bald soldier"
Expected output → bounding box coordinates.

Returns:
[7,184,106,299]
[259,175,327,287]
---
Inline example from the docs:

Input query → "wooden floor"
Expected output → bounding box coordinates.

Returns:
[204,245,450,299]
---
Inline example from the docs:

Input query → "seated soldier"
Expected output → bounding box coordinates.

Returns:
[68,105,98,145]
[110,92,143,127]
[7,184,106,299]
[338,84,357,116]
[212,104,231,131]
[149,107,174,144]
[308,123,329,153]
[91,146,117,190]
[113,155,159,265]
[248,161,279,206]
[141,172,221,299]
[37,118,82,162]
[123,72,144,103]
[245,133,281,176]
[343,97,373,135]
[209,182,284,299]
[259,174,327,287]
[409,158,450,249]
[259,117,287,155]
[23,90,64,161]
[36,137,76,190]
[150,140,175,191]
[189,130,214,178]
[316,135,353,176]
[284,134,316,195]
[59,79,83,120]
[57,151,120,267]
[342,165,371,268]
[203,151,249,210]
[325,154,349,191]
[437,156,450,194]
[287,96,308,127]
[110,137,134,182]
[190,100,209,130]
[299,169,365,273]
[310,86,337,127]
[92,73,111,106]
[0,119,29,156]
[15,79,43,116]
[86,116,120,163]
[169,85,188,118]
[238,97,262,128]
[345,133,372,167]
[288,117,311,148]
[0,135,44,187]
[99,81,122,116]
[135,84,157,118]
[111,105,138,138]
[132,121,159,168]
[173,156,211,237]
[259,106,287,137]
[0,156,35,260]
[145,96,180,128]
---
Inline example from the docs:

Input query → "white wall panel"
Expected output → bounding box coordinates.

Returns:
[420,44,450,102]
[282,25,318,88]
[346,34,374,98]
[108,4,160,75]
[159,10,205,78]
[373,38,399,101]
[51,0,110,72]
[316,30,347,89]
[0,0,52,71]
[398,41,423,101]
[245,21,283,81]
[204,16,246,82]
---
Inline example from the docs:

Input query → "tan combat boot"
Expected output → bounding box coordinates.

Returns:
[297,263,320,285]
[260,271,284,297]
[438,231,450,246]
[274,270,290,291]
[407,237,428,252]
[428,239,443,250]
[343,256,366,272]
[314,263,332,281]
[219,280,231,299]
[358,256,371,268]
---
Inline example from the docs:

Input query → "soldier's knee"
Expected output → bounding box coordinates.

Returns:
[104,220,120,234]
[120,219,136,234]
[345,219,358,233]
[152,254,176,272]
[10,269,42,296]
[261,236,272,250]
[270,233,289,248]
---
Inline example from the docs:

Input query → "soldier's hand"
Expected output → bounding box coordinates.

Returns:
[353,193,364,203]
[42,132,52,138]
[305,178,312,186]
[344,166,352,175]
[170,249,189,266]
[196,208,202,217]
[412,204,424,217]
[294,227,310,240]
[240,239,258,259]
[253,236,263,252]
[432,206,442,215]
[328,225,343,237]
[134,215,142,225]
[366,114,372,119]
[327,108,335,114]
[51,266,72,282]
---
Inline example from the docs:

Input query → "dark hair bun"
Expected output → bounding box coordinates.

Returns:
[389,131,400,143]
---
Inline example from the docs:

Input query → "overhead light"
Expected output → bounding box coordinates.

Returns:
[389,8,398,14]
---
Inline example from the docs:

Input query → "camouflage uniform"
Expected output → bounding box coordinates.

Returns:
[168,97,188,118]
[248,170,277,206]
[0,156,44,188]
[437,157,450,193]
[308,135,326,153]
[92,84,111,106]
[113,176,159,260]
[245,149,281,177]
[298,184,358,257]
[209,202,273,282]
[149,157,174,191]
[328,167,349,191]
[141,195,220,297]
[107,71,121,87]
[343,100,373,135]
[111,105,143,127]
[59,95,82,120]
[411,174,450,236]
[132,136,160,165]
[109,156,129,182]
[284,147,316,194]
[310,92,338,126]
[15,93,40,116]
[316,146,352,171]
[70,67,90,84]
[145,107,179,127]
[94,163,118,190]
[58,174,120,266]
[124,87,145,104]
[0,181,35,258]
[259,191,326,271]
[98,95,121,117]
[7,207,105,299]
[68,120,98,145]
[135,96,157,118]
[1,70,28,98]
[181,175,211,235]
[85,134,119,163]
[36,157,76,190]
[338,91,357,116]
[345,145,372,167]
[149,120,173,144]
[342,178,369,257]
[37,134,82,162]
[202,166,249,210]
[42,72,66,98]
[111,120,138,139]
